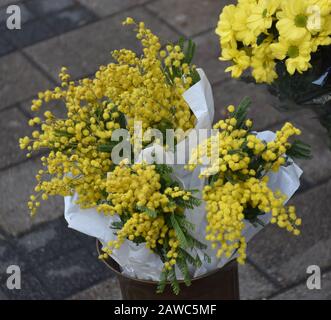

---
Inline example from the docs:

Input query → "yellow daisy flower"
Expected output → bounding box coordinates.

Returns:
[276,0,322,42]
[270,36,312,74]
[215,5,237,46]
[251,39,278,83]
[247,0,281,35]
[231,3,256,45]
[220,45,251,78]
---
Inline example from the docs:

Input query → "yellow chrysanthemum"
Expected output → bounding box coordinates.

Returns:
[270,36,312,74]
[311,15,331,52]
[231,3,256,46]
[276,0,322,41]
[251,39,278,83]
[247,0,281,35]
[221,45,251,78]
[216,0,331,83]
[215,5,237,46]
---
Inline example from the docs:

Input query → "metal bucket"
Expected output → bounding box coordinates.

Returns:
[97,240,240,300]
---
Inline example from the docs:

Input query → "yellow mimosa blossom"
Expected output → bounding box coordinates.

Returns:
[20,19,199,216]
[187,102,306,263]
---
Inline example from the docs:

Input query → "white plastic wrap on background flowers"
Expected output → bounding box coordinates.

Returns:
[64,69,303,281]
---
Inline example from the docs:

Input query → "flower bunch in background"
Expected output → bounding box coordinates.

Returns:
[187,98,312,264]
[216,0,331,148]
[216,0,331,83]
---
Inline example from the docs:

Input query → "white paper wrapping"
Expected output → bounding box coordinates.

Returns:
[64,69,303,281]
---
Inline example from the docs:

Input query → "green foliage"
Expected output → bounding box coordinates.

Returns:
[286,140,313,160]
[233,97,251,129]
[176,254,191,286]
[168,268,180,295]
[97,141,118,153]
[170,213,189,249]
[156,192,206,294]
[170,194,201,210]
[136,205,158,218]
[155,164,176,191]
[156,269,168,294]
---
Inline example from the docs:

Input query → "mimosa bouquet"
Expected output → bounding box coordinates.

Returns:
[216,0,331,146]
[20,19,310,295]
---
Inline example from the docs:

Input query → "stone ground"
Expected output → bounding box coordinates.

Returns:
[0,0,330,300]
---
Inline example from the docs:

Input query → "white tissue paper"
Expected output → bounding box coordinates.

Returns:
[64,69,303,281]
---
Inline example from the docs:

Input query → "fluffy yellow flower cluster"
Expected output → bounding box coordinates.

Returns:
[101,18,196,134]
[102,214,180,272]
[19,19,198,216]
[203,177,301,264]
[98,162,196,271]
[216,0,331,83]
[187,101,306,264]
[98,162,192,215]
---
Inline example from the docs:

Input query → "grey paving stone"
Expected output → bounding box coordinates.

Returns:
[69,276,122,300]
[247,179,331,287]
[193,30,231,85]
[34,247,112,299]
[0,239,26,274]
[0,52,53,110]
[239,263,278,300]
[0,0,20,8]
[147,0,227,37]
[0,158,64,236]
[23,35,90,81]
[16,218,84,267]
[0,289,8,300]
[0,108,32,169]
[25,0,74,16]
[78,0,150,17]
[0,35,15,56]
[24,7,179,80]
[7,18,56,48]
[271,271,331,300]
[290,110,331,185]
[45,5,97,35]
[212,80,287,131]
[0,272,51,300]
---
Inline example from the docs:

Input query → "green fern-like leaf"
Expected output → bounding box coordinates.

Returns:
[179,248,197,266]
[185,233,208,250]
[136,205,158,218]
[156,269,168,294]
[170,214,189,249]
[176,215,195,231]
[286,140,313,160]
[168,268,180,295]
[234,97,251,128]
[177,255,191,287]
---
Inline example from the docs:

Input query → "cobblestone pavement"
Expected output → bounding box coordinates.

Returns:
[0,0,330,300]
